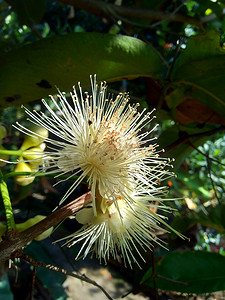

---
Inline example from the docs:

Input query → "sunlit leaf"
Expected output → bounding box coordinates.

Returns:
[0,32,162,107]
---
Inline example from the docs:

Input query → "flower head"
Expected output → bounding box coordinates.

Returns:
[15,75,173,214]
[14,75,182,267]
[61,192,172,268]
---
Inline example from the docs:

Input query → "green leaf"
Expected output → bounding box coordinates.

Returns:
[176,169,211,200]
[9,0,47,26]
[171,31,225,119]
[171,203,225,234]
[173,30,225,69]
[142,251,225,293]
[0,32,162,107]
[195,204,225,233]
[158,125,212,168]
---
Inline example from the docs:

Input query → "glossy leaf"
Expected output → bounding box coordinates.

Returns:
[170,31,225,119]
[142,251,225,293]
[0,32,162,107]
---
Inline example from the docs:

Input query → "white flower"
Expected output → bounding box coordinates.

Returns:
[14,75,183,267]
[59,195,171,268]
[15,75,173,215]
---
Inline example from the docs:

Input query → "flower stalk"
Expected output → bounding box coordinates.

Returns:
[0,149,23,157]
[0,170,15,230]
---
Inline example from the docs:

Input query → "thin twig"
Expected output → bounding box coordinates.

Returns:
[149,1,188,28]
[29,265,37,300]
[206,155,221,204]
[111,11,188,38]
[166,38,183,81]
[56,0,204,28]
[166,126,225,152]
[21,253,113,300]
[30,26,43,40]
[187,141,225,167]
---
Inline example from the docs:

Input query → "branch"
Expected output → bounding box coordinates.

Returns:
[166,127,225,152]
[0,191,92,263]
[21,253,113,300]
[206,155,221,204]
[187,141,225,167]
[56,0,203,28]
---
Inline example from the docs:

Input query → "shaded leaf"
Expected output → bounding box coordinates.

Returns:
[173,30,224,69]
[176,169,211,200]
[170,31,225,119]
[165,86,225,125]
[0,32,162,107]
[9,0,47,26]
[171,203,225,235]
[158,125,212,168]
[142,251,225,293]
[195,203,225,233]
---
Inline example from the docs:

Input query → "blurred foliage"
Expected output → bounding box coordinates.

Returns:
[0,0,225,299]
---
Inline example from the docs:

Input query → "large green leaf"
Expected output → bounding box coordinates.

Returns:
[170,31,225,119]
[173,30,225,70]
[0,32,162,107]
[142,251,225,293]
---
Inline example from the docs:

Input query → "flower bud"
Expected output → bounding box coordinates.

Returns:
[14,161,36,186]
[22,143,45,166]
[16,215,53,241]
[76,206,93,224]
[20,125,48,151]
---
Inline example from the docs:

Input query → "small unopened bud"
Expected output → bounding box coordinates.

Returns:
[76,207,93,224]
[14,161,36,186]
[20,125,48,151]
[23,144,45,166]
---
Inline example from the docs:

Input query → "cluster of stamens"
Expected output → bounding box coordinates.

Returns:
[13,75,179,267]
